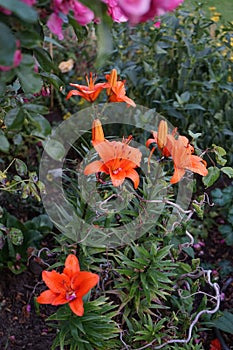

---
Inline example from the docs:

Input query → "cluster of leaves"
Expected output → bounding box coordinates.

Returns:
[105,2,233,164]
[211,185,233,245]
[0,210,52,273]
[0,158,45,201]
[47,297,120,350]
[46,227,217,350]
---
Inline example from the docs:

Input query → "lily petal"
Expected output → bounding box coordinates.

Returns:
[71,271,99,297]
[69,297,84,316]
[42,270,70,293]
[66,89,83,100]
[187,156,208,176]
[63,254,80,278]
[126,168,140,189]
[170,166,186,184]
[84,160,105,175]
[52,293,68,305]
[36,290,58,304]
[110,169,127,187]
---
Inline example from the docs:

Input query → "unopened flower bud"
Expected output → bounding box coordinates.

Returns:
[157,120,168,150]
[106,68,117,96]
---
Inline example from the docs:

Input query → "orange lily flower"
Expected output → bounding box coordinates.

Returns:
[66,72,110,103]
[146,120,208,184]
[105,69,136,107]
[166,133,208,184]
[84,119,141,188]
[36,254,99,316]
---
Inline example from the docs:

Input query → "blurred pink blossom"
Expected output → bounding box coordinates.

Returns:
[47,1,94,39]
[47,13,64,40]
[117,0,183,23]
[103,0,128,22]
[72,2,94,25]
[41,86,51,96]
[0,6,11,14]
[154,20,161,28]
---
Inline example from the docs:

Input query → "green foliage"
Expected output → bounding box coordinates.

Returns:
[47,297,120,350]
[0,210,52,273]
[0,22,17,66]
[211,185,233,245]
[0,158,45,201]
[112,243,177,317]
[211,311,233,335]
[126,314,167,344]
[164,341,204,350]
[105,4,233,164]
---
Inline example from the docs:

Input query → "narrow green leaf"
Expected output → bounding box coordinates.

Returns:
[184,104,205,111]
[213,311,233,334]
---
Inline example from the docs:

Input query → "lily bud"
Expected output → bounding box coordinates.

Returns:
[92,118,105,146]
[106,68,118,96]
[157,120,168,150]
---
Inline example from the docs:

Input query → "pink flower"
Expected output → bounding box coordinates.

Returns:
[118,0,150,23]
[47,13,64,40]
[117,0,183,23]
[47,1,94,39]
[53,0,70,14]
[13,50,22,66]
[72,1,94,26]
[103,0,128,22]
[0,6,12,15]
[154,20,161,28]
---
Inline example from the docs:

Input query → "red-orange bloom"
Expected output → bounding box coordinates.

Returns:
[84,119,141,188]
[210,338,222,350]
[36,254,99,316]
[146,120,208,184]
[66,72,110,103]
[105,69,136,107]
